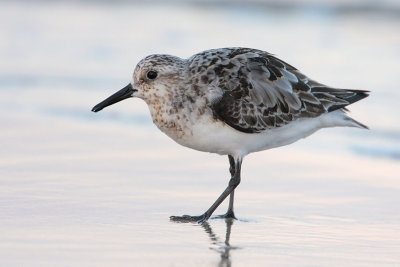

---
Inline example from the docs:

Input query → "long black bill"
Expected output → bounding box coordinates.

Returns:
[91,84,136,112]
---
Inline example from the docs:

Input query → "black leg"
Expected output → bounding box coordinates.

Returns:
[214,155,237,219]
[228,155,235,177]
[170,155,242,223]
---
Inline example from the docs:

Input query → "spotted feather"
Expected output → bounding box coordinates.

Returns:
[188,48,370,133]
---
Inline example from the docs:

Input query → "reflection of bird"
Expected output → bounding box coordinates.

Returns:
[92,47,369,223]
[201,219,238,267]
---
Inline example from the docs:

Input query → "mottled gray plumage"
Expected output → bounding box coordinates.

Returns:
[92,47,369,223]
[187,47,369,133]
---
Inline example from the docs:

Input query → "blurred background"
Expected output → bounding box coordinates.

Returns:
[1,0,400,266]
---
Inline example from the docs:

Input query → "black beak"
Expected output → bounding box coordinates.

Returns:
[92,84,136,112]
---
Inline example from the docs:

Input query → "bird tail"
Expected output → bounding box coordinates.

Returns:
[337,89,369,129]
[342,113,369,129]
[310,87,370,112]
[311,87,370,129]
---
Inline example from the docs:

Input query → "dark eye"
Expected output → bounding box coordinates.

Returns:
[146,70,158,80]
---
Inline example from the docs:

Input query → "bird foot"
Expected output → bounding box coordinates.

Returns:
[212,210,236,220]
[170,213,209,224]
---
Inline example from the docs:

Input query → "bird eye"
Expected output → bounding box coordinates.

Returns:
[146,70,158,80]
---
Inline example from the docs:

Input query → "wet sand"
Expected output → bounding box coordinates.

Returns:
[1,1,400,265]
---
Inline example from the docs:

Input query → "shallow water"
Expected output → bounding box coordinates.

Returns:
[1,1,400,266]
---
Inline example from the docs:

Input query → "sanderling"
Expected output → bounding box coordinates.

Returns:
[92,47,369,223]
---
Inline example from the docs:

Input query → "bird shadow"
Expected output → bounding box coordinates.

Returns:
[200,218,241,266]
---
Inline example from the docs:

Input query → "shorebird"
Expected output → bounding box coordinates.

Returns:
[92,47,369,223]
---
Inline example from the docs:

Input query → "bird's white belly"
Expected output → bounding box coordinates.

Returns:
[166,110,349,157]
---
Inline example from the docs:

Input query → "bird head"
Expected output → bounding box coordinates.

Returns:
[91,54,185,112]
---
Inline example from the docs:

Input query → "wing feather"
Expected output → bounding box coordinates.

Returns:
[188,48,369,133]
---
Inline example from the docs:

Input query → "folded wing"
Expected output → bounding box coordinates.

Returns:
[211,50,369,133]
